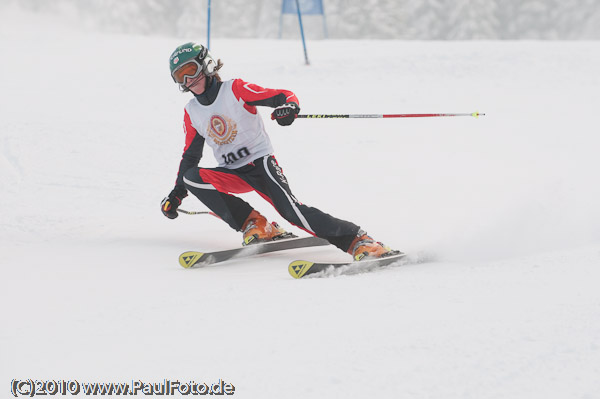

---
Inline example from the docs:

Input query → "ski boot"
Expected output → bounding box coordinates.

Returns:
[242,210,295,246]
[348,230,399,261]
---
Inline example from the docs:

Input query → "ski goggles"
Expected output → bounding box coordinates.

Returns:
[171,59,204,84]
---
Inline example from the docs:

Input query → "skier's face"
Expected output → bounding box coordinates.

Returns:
[186,73,207,95]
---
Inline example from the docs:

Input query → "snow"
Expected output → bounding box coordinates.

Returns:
[2,9,600,399]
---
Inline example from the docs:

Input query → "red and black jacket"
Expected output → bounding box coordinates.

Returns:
[174,78,299,188]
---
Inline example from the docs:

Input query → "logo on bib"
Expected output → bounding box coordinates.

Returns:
[207,115,238,146]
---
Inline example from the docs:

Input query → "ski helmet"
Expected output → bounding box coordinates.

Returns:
[169,42,218,89]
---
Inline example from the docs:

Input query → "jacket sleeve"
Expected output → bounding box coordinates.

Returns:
[231,79,299,112]
[175,109,204,188]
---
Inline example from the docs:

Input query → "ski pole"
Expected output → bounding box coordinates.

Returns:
[178,209,219,218]
[298,112,485,119]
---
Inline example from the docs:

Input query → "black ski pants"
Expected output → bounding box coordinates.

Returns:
[182,155,360,252]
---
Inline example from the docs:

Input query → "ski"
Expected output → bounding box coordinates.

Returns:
[179,236,330,269]
[288,252,407,279]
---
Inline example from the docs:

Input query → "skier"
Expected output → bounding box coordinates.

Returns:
[161,42,395,261]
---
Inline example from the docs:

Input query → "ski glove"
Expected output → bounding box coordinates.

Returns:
[271,102,300,126]
[161,185,188,219]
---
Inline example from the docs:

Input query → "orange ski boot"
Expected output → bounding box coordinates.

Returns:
[348,230,394,261]
[242,210,289,246]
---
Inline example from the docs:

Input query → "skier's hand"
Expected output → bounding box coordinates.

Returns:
[161,185,187,219]
[271,102,300,126]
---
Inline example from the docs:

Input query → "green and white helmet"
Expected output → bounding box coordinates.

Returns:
[169,42,218,89]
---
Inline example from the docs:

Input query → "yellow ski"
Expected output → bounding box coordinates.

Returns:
[178,236,330,269]
[179,251,205,268]
[288,252,406,279]
[288,260,315,279]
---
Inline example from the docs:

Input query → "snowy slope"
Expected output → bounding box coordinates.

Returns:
[1,10,600,399]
